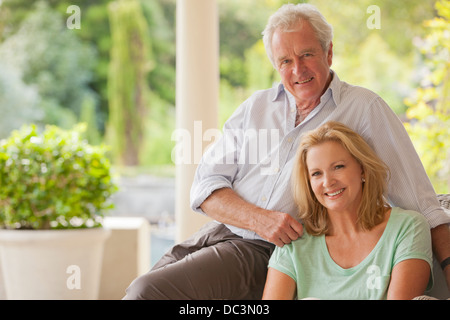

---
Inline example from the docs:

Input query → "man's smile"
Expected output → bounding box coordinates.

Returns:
[295,77,314,84]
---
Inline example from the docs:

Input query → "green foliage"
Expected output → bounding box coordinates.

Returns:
[0,0,113,133]
[140,92,175,166]
[0,124,117,230]
[80,95,102,145]
[336,32,413,114]
[404,0,450,193]
[0,1,97,130]
[219,79,249,129]
[244,40,279,92]
[107,0,153,166]
[308,0,436,115]
[141,0,176,105]
[0,63,43,139]
[218,0,283,88]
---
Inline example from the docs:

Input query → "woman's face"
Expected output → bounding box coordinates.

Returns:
[306,141,364,216]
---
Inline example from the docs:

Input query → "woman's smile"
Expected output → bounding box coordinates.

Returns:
[324,188,345,198]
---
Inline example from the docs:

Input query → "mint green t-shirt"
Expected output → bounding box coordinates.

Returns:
[268,207,433,300]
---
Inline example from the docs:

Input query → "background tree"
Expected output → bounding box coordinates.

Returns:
[404,0,450,193]
[107,0,153,166]
[0,1,97,133]
[0,63,42,138]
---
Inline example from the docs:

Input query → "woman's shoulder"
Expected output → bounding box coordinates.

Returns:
[390,207,429,224]
[388,207,430,235]
[276,231,321,256]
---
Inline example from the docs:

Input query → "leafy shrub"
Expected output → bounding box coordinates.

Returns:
[0,124,117,229]
[404,0,450,193]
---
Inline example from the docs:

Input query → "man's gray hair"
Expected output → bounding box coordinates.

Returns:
[262,3,333,68]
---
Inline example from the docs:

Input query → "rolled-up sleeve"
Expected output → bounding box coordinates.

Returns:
[190,101,247,214]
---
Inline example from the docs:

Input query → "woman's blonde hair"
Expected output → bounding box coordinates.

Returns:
[291,121,390,236]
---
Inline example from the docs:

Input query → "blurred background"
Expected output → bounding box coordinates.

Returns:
[0,0,449,265]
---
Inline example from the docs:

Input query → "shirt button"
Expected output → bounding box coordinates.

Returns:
[261,196,267,202]
[273,167,280,173]
[291,108,296,113]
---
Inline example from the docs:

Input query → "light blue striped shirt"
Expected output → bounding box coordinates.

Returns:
[190,71,450,240]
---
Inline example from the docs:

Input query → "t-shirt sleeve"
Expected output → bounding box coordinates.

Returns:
[392,209,434,289]
[392,210,433,266]
[268,245,297,282]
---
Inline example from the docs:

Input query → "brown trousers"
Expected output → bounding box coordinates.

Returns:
[123,222,275,300]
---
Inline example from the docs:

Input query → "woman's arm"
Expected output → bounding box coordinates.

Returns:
[387,259,431,300]
[262,267,296,300]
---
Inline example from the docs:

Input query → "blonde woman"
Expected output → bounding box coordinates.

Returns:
[263,121,433,300]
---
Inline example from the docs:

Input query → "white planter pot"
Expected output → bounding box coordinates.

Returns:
[0,228,110,300]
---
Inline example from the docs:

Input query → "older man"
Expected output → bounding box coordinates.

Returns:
[124,3,450,300]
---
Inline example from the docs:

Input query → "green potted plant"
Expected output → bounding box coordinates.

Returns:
[0,124,117,299]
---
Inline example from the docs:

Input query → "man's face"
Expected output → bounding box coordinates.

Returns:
[272,22,333,108]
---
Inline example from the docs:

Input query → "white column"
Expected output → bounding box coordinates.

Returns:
[175,0,218,243]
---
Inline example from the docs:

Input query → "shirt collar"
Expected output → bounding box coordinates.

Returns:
[272,82,285,101]
[327,70,341,106]
[271,69,342,107]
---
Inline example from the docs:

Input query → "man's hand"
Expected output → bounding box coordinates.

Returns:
[200,188,303,247]
[252,210,303,247]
